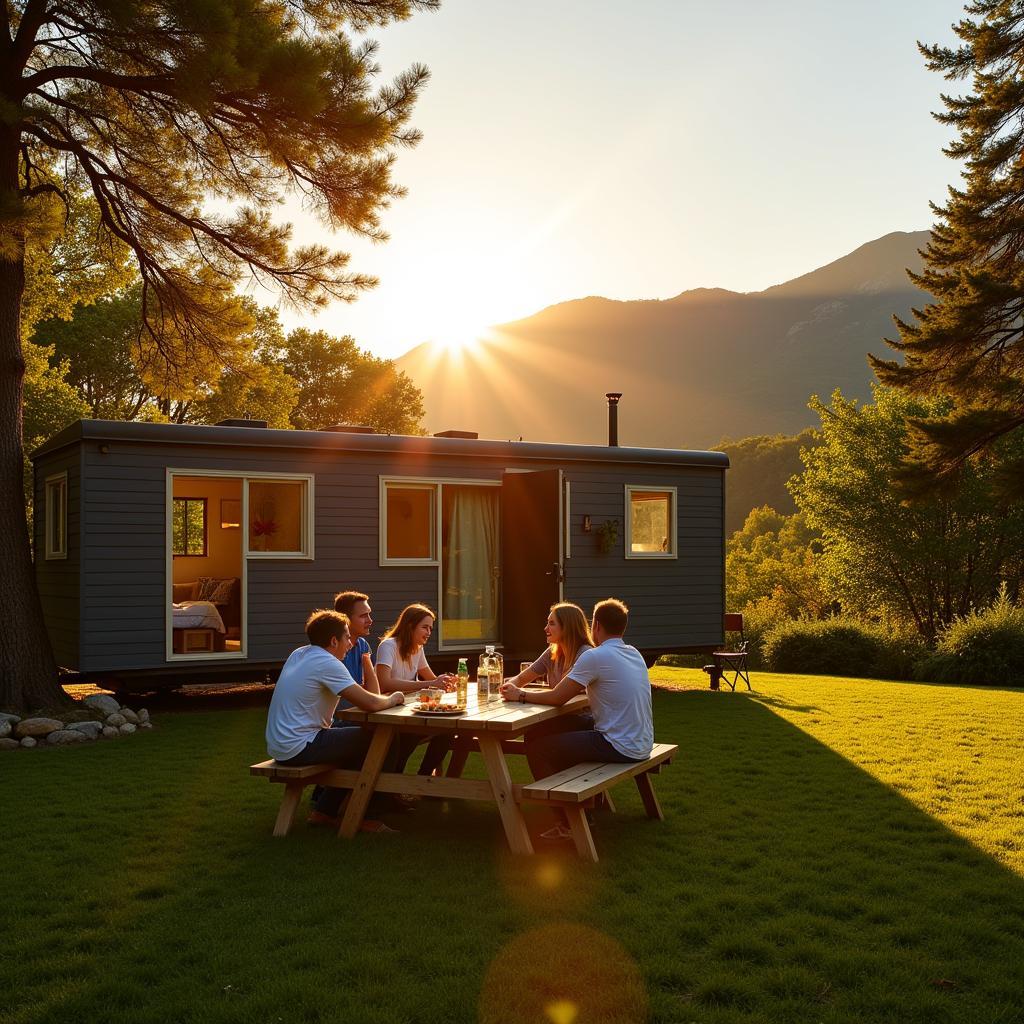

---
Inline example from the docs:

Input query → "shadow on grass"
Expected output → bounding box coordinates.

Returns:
[2,692,1023,1024]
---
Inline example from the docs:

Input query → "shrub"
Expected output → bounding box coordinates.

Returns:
[763,618,885,676]
[919,586,1024,686]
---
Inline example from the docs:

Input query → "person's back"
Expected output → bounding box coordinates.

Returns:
[266,643,353,761]
[568,637,653,760]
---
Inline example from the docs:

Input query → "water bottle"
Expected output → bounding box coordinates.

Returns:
[457,657,469,705]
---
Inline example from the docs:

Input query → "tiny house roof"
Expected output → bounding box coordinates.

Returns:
[32,420,730,469]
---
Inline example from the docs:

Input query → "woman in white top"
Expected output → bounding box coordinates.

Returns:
[377,603,452,776]
[510,602,594,688]
[376,603,453,694]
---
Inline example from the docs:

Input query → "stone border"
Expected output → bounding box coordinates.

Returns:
[0,694,153,750]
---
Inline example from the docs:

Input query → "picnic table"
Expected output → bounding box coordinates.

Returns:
[337,688,591,856]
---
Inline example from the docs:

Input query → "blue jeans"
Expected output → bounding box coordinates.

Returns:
[525,712,641,780]
[278,722,372,817]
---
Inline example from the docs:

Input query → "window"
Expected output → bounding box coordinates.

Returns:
[173,498,207,556]
[625,486,677,558]
[382,483,437,563]
[44,473,67,559]
[247,478,310,556]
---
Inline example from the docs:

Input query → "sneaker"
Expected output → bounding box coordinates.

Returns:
[359,819,399,834]
[539,824,573,842]
[307,810,341,828]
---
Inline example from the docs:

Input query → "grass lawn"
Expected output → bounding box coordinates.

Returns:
[2,670,1023,1024]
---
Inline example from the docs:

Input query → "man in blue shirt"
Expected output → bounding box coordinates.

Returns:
[334,590,379,701]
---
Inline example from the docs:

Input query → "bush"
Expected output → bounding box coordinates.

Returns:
[918,587,1024,686]
[762,617,924,679]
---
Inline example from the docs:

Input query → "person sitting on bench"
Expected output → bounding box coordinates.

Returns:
[266,609,404,831]
[500,598,654,838]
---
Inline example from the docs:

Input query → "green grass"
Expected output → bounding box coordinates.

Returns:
[2,671,1023,1024]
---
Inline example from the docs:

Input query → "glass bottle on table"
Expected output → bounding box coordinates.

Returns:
[491,650,504,699]
[479,646,496,703]
[456,657,469,705]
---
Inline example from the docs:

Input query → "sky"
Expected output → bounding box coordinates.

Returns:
[278,0,968,360]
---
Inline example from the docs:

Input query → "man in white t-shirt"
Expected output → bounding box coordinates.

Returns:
[266,609,405,828]
[500,598,654,821]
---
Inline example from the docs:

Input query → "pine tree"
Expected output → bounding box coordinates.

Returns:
[870,0,1024,496]
[0,0,437,711]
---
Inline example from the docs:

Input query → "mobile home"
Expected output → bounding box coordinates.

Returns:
[32,419,728,689]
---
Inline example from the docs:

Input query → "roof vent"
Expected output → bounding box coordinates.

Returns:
[433,429,479,440]
[322,423,376,434]
[216,418,268,428]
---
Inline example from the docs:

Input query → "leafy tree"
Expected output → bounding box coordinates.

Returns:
[0,0,437,711]
[283,327,424,434]
[726,506,827,618]
[870,2,1024,494]
[791,386,1024,642]
[716,429,820,536]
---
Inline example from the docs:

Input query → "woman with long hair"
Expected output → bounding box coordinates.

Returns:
[376,603,453,695]
[376,603,453,777]
[511,602,594,688]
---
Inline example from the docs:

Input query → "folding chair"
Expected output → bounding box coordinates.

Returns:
[713,613,751,691]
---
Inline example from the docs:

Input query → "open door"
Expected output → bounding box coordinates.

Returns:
[501,469,564,659]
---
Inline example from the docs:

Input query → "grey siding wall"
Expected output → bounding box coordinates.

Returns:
[75,436,724,673]
[33,447,81,667]
[563,465,724,650]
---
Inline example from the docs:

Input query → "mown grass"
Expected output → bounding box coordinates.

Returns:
[1,671,1022,1024]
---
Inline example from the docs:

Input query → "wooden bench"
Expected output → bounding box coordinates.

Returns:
[250,760,339,836]
[521,742,677,862]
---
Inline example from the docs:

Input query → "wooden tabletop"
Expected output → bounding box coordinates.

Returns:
[339,689,589,734]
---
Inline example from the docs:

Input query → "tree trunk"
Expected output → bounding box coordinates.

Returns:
[0,127,68,712]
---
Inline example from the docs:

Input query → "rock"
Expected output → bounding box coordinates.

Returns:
[139,721,153,729]
[120,708,140,725]
[14,717,63,738]
[101,726,120,739]
[0,712,21,726]
[138,708,150,724]
[20,736,37,748]
[0,720,10,738]
[84,694,121,717]
[119,722,136,735]
[69,721,103,740]
[47,729,89,745]
[0,737,19,751]
[105,713,126,728]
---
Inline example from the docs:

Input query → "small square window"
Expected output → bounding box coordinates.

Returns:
[626,486,676,558]
[383,484,436,562]
[247,479,309,555]
[45,474,67,559]
[173,498,207,556]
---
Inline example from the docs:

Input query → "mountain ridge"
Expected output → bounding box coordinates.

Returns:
[396,229,932,449]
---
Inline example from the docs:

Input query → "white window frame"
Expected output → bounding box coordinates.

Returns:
[379,475,502,651]
[44,472,68,560]
[244,474,315,560]
[624,484,678,560]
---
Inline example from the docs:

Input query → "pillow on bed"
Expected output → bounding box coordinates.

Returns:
[196,576,236,604]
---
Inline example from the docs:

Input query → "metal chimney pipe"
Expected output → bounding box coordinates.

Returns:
[606,392,622,446]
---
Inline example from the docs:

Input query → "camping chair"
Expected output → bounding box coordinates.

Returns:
[713,613,751,691]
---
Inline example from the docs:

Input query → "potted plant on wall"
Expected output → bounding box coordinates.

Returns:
[596,518,619,555]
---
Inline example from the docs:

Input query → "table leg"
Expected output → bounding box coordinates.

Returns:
[273,781,304,837]
[339,725,395,839]
[477,733,534,855]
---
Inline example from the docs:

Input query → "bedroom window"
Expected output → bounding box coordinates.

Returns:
[246,478,310,556]
[173,498,207,556]
[625,486,677,558]
[44,473,67,559]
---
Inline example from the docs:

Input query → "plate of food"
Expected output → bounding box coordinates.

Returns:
[412,702,467,716]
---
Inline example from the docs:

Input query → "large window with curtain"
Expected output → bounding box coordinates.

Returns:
[380,477,500,647]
